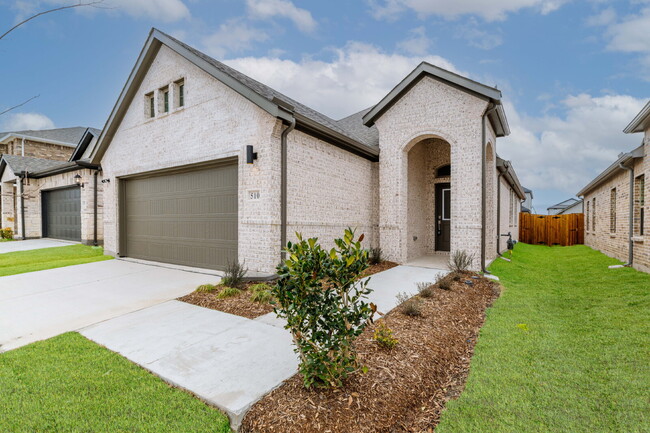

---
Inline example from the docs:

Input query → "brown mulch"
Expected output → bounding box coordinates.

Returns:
[362,260,399,277]
[240,274,501,433]
[178,282,275,319]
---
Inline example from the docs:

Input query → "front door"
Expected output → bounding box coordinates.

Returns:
[435,183,451,251]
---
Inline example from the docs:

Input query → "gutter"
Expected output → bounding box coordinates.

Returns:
[26,160,100,179]
[18,174,26,240]
[496,160,510,255]
[481,103,498,274]
[93,170,99,246]
[619,161,634,266]
[280,112,296,261]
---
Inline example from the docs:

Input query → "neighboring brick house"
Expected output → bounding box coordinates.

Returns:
[578,100,650,272]
[88,28,525,274]
[0,128,104,245]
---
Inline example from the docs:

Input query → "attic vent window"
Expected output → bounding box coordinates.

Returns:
[145,92,154,118]
[174,79,185,109]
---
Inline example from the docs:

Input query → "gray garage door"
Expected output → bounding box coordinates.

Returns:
[42,187,81,241]
[122,163,238,271]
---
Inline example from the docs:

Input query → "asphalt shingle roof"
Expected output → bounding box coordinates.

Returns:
[161,31,377,148]
[0,127,101,146]
[1,155,68,174]
[336,108,379,148]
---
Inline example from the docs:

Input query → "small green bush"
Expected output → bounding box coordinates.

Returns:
[250,283,274,303]
[196,284,217,293]
[221,260,247,288]
[373,322,398,349]
[368,247,383,265]
[396,292,422,317]
[1,227,13,239]
[449,250,475,273]
[216,287,241,299]
[272,228,374,388]
[416,281,434,298]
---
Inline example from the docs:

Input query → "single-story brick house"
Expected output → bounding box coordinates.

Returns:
[578,100,650,272]
[0,128,104,244]
[86,28,525,274]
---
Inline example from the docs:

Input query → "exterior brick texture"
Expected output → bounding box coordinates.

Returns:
[583,126,650,272]
[99,45,521,274]
[0,138,73,161]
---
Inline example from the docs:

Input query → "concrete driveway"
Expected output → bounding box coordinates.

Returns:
[0,260,210,351]
[0,238,77,254]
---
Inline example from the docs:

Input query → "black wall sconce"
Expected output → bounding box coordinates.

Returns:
[74,173,85,188]
[246,145,258,164]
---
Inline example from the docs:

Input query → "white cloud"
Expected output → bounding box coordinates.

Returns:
[499,94,647,195]
[11,0,190,22]
[225,41,460,119]
[455,18,503,50]
[202,19,269,58]
[369,0,568,21]
[605,7,650,53]
[585,7,616,27]
[246,0,317,33]
[1,112,55,131]
[397,26,432,55]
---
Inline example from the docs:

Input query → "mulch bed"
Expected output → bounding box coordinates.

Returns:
[240,273,501,433]
[362,260,399,277]
[178,282,274,319]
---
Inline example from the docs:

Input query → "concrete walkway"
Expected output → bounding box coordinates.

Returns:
[78,263,447,430]
[0,238,77,254]
[0,260,209,351]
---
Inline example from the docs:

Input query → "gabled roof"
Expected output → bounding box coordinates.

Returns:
[90,28,380,164]
[624,100,650,134]
[0,127,100,148]
[0,155,66,178]
[496,156,525,199]
[548,198,581,210]
[361,62,510,137]
[577,144,645,196]
[69,128,100,162]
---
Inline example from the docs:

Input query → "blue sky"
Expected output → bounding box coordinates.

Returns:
[1,0,649,212]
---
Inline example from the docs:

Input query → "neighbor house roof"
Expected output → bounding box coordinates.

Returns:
[577,144,644,196]
[361,62,510,137]
[0,126,101,148]
[624,100,650,134]
[0,154,66,178]
[90,28,381,164]
[548,198,581,211]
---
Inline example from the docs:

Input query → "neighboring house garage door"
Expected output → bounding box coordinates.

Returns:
[42,187,82,242]
[122,162,238,271]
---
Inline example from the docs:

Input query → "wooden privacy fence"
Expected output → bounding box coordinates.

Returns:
[519,213,584,246]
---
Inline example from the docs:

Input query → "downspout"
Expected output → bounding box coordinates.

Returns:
[496,161,509,255]
[21,137,25,157]
[18,173,25,240]
[280,116,296,261]
[481,103,497,273]
[619,161,634,266]
[93,170,99,246]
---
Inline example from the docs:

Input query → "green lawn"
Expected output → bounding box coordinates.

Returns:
[437,243,650,433]
[0,332,231,432]
[0,244,112,276]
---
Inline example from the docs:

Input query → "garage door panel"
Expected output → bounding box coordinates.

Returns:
[43,187,81,242]
[124,163,238,270]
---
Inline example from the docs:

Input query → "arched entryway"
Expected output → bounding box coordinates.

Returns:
[405,137,451,264]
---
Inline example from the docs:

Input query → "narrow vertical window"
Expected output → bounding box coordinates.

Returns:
[179,83,184,107]
[586,200,590,232]
[610,188,617,233]
[593,198,596,231]
[145,92,154,118]
[635,175,645,236]
[164,90,169,113]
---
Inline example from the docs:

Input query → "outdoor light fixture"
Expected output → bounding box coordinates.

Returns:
[74,173,84,188]
[246,145,258,164]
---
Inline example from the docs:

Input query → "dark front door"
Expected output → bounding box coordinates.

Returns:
[435,183,451,251]
[42,186,81,241]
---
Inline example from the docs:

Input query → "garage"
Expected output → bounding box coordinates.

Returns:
[120,161,238,271]
[42,186,82,241]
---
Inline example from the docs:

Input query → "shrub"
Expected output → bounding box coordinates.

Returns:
[216,286,241,299]
[221,260,247,288]
[396,291,422,317]
[272,228,374,388]
[373,322,398,349]
[436,273,453,291]
[449,250,475,273]
[196,284,217,293]
[249,283,274,303]
[416,281,434,298]
[0,227,13,240]
[368,247,383,265]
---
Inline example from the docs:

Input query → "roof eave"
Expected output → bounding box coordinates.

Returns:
[0,133,77,148]
[27,160,99,179]
[577,145,645,196]
[623,101,650,134]
[496,156,525,199]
